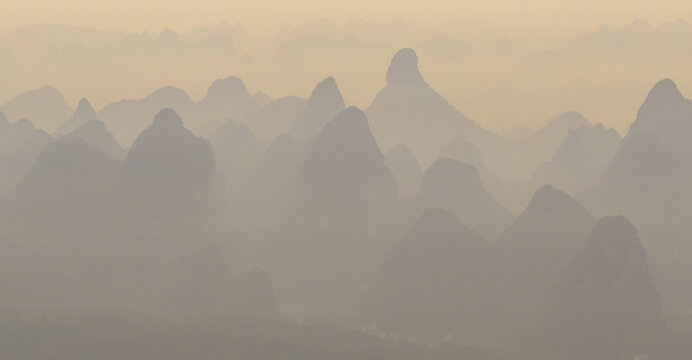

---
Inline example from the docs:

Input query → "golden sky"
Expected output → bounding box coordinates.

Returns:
[2,0,691,35]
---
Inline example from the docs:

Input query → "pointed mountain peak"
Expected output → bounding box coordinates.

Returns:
[309,76,344,106]
[53,97,98,136]
[385,144,418,162]
[526,184,585,214]
[386,48,425,86]
[320,106,371,139]
[415,157,515,240]
[75,97,95,112]
[640,78,684,110]
[290,77,346,141]
[544,111,590,132]
[0,112,7,124]
[588,215,640,249]
[206,76,249,99]
[72,98,97,119]
[14,118,35,130]
[423,158,481,185]
[151,108,184,129]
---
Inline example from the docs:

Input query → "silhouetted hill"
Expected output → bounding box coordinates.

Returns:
[492,185,594,343]
[14,137,119,219]
[438,136,485,170]
[0,114,45,153]
[539,216,664,360]
[124,108,218,216]
[585,78,692,309]
[99,86,194,146]
[532,123,620,194]
[292,107,396,206]
[597,79,692,208]
[415,158,513,239]
[367,49,493,166]
[194,76,260,134]
[275,107,398,321]
[0,86,72,132]
[290,76,345,142]
[64,120,126,160]
[0,126,53,195]
[54,98,99,136]
[253,91,274,107]
[360,208,490,340]
[0,110,233,315]
[384,144,422,198]
[502,111,592,181]
[244,96,307,141]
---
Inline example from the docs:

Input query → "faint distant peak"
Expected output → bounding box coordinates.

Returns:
[253,92,274,107]
[527,184,582,213]
[545,111,590,131]
[146,86,190,102]
[151,108,184,129]
[589,215,639,245]
[158,27,180,40]
[206,76,249,99]
[308,76,344,108]
[386,48,425,86]
[321,106,370,136]
[0,112,7,124]
[386,143,417,159]
[14,118,36,130]
[641,78,684,109]
[427,158,480,179]
[74,97,96,117]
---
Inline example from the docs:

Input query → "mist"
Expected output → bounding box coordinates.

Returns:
[1,3,692,360]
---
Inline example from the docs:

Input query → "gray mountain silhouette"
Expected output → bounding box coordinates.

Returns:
[0,125,53,195]
[492,185,594,342]
[0,86,72,132]
[253,91,274,107]
[585,79,692,309]
[275,107,397,321]
[415,158,513,239]
[360,207,490,340]
[502,111,592,181]
[532,123,621,194]
[63,120,126,160]
[124,108,218,216]
[367,49,493,166]
[0,115,46,153]
[438,135,485,170]
[194,76,260,133]
[292,107,396,206]
[99,86,195,146]
[540,216,663,360]
[53,98,99,136]
[290,76,345,142]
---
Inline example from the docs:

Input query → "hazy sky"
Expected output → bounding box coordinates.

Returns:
[2,0,691,35]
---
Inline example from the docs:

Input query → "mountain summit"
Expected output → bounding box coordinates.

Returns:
[54,98,98,136]
[386,48,425,86]
[367,48,494,166]
[541,216,663,360]
[290,76,345,142]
